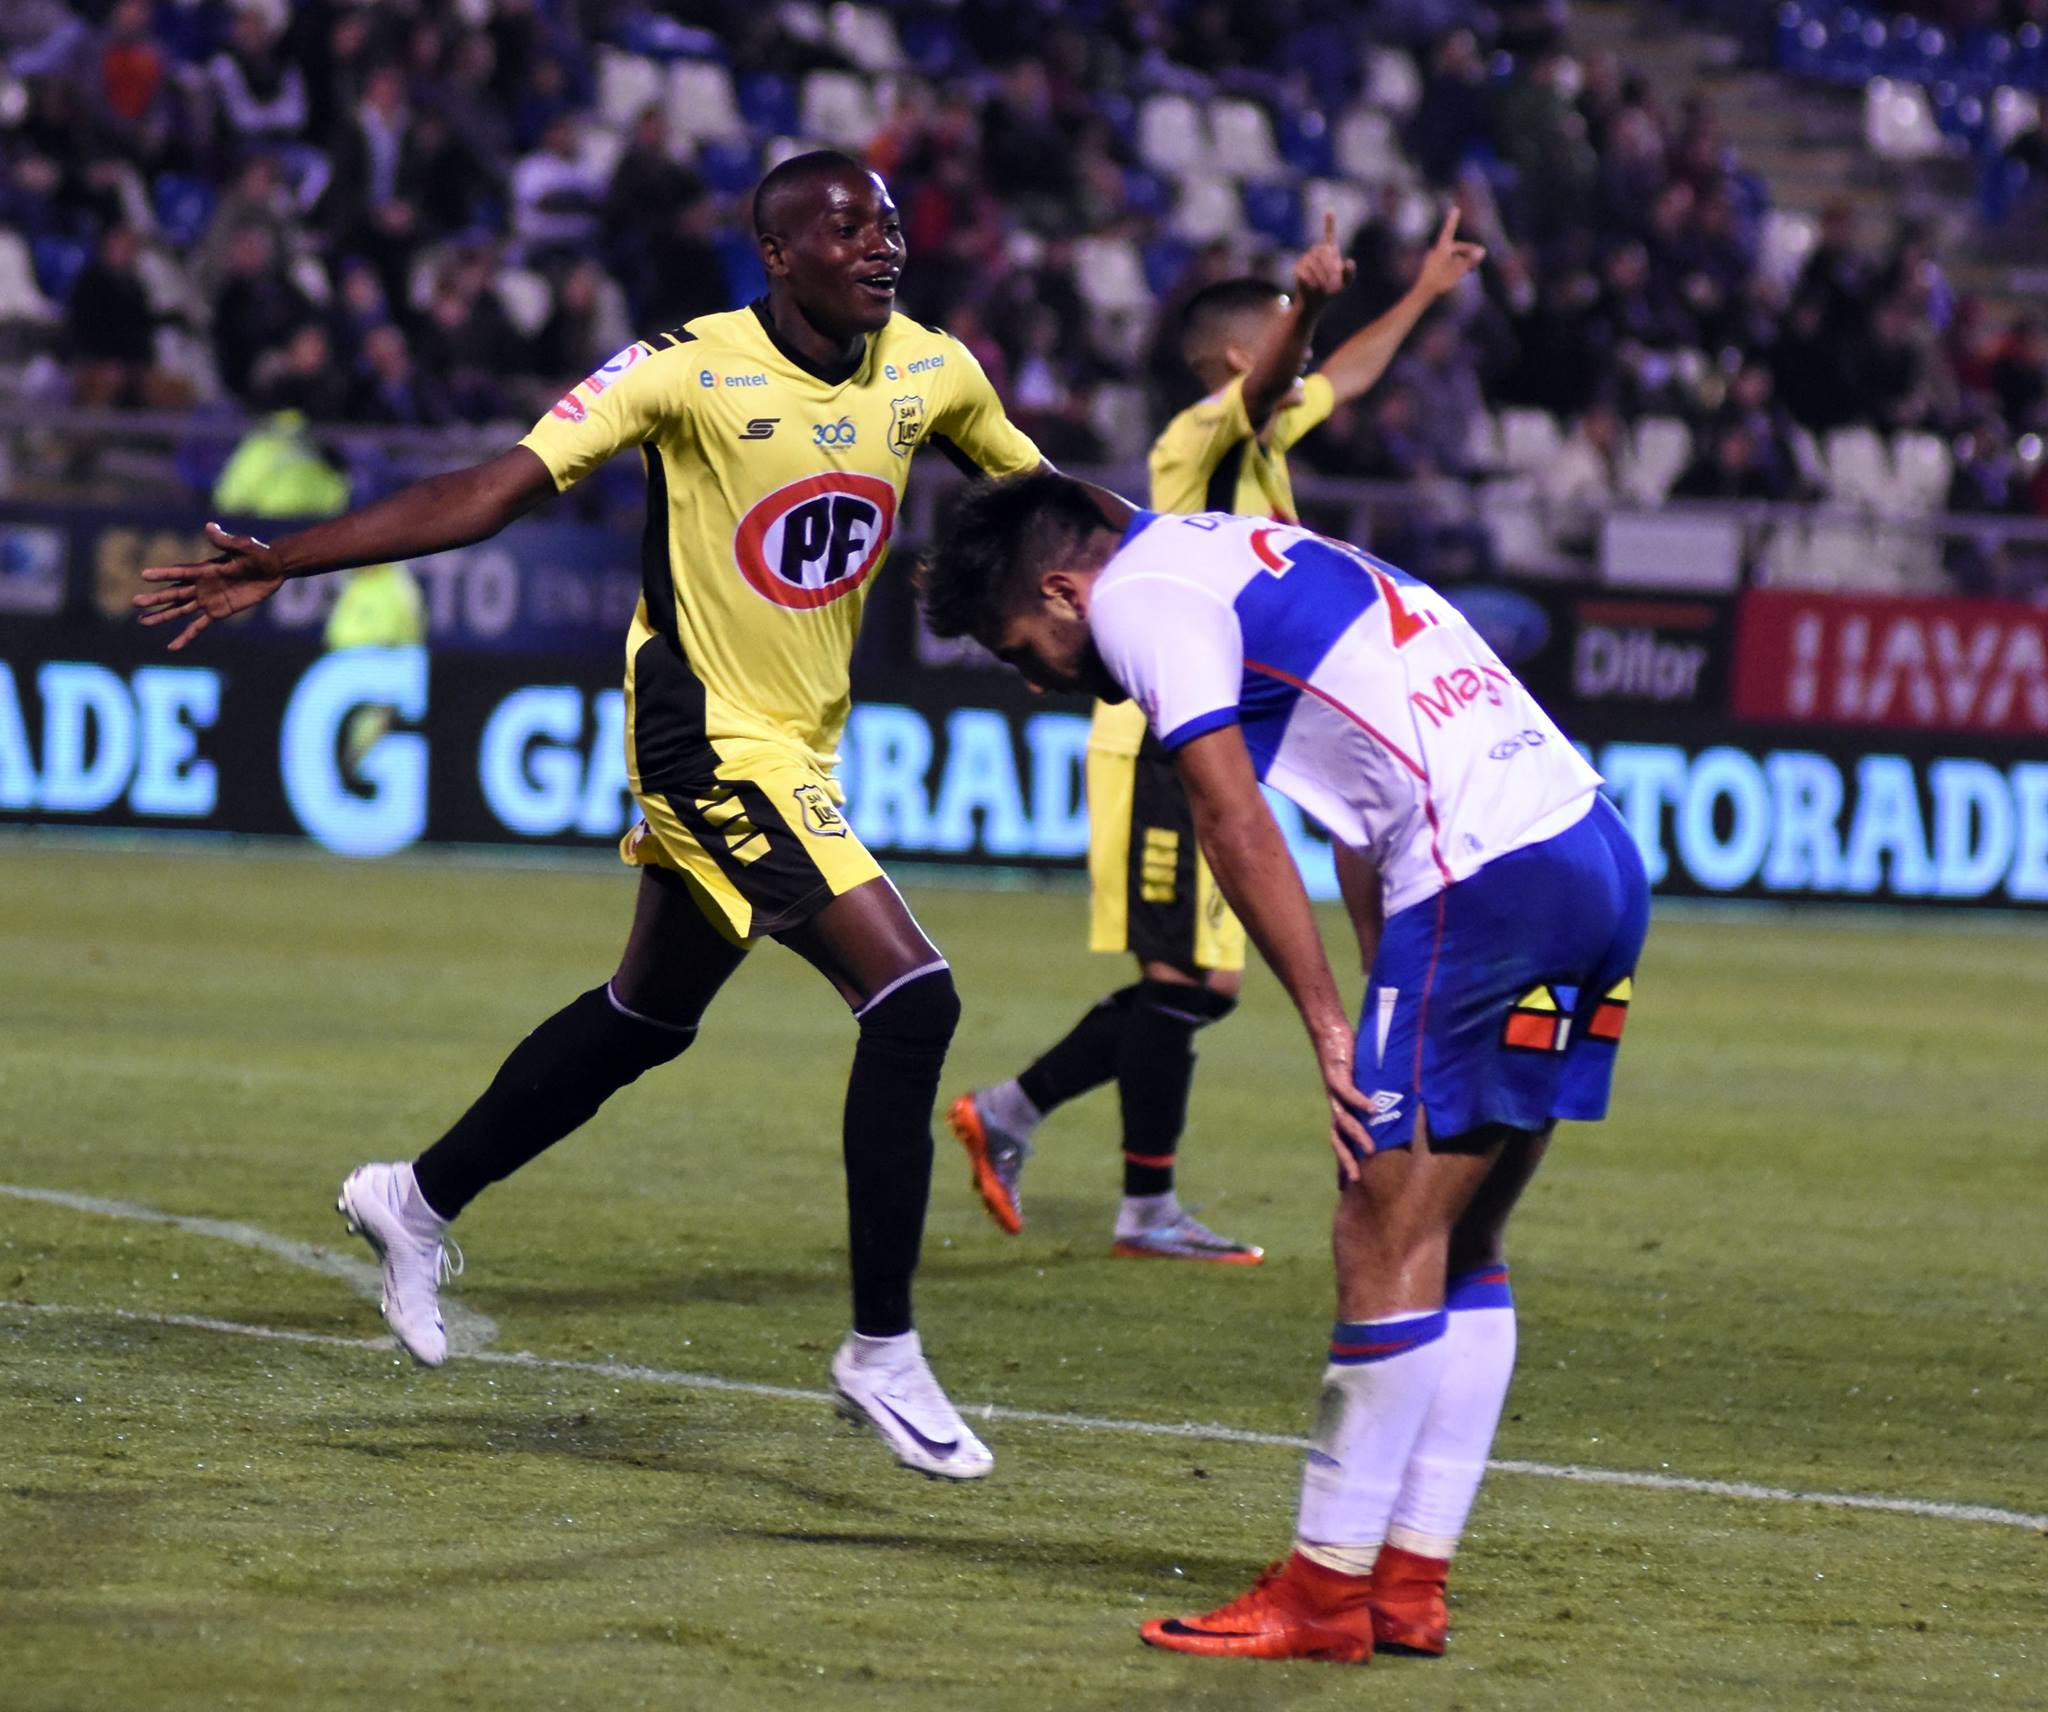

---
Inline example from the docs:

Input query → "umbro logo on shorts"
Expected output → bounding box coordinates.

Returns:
[1366,1090,1404,1127]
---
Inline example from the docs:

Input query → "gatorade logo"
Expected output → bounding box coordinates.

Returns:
[732,473,897,610]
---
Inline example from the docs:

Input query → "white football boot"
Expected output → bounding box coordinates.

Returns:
[830,1331,993,1481]
[337,1162,461,1367]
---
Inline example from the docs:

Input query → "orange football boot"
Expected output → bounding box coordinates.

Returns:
[946,1093,1024,1235]
[1365,1543,1451,1657]
[1140,1553,1376,1663]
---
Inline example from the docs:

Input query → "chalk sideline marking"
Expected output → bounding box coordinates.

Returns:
[0,1182,498,1356]
[2,1187,2042,1536]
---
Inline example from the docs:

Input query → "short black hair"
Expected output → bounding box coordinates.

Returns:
[918,472,1110,643]
[1181,276,1286,362]
[751,149,879,238]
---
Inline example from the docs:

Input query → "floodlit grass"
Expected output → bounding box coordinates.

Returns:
[2,840,2042,1710]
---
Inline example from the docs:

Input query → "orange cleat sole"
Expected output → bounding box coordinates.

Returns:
[1139,1615,1373,1663]
[947,1094,1022,1235]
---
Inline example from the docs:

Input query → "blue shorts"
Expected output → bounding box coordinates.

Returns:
[1354,795,1649,1153]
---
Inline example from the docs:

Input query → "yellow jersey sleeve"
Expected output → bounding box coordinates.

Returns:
[1271,372,1337,453]
[927,339,1043,477]
[1147,377,1255,513]
[519,341,692,491]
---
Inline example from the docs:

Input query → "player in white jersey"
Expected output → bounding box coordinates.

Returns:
[919,474,1649,1665]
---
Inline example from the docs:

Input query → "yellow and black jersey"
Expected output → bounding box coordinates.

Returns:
[520,302,1042,781]
[1091,371,1336,760]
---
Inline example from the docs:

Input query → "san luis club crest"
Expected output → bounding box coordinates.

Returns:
[732,472,897,610]
[887,394,925,456]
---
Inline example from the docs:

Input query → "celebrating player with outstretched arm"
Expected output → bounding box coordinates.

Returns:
[919,474,1649,1660]
[948,209,1484,1264]
[134,152,1046,1482]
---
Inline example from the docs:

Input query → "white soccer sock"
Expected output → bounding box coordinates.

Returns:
[978,1078,1041,1140]
[846,1329,921,1370]
[1113,1190,1181,1237]
[1386,1266,1518,1559]
[1295,1311,1451,1567]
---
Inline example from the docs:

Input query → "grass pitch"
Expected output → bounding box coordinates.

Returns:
[2,839,2043,1711]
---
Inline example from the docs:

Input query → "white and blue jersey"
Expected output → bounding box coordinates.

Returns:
[1088,510,1602,917]
[1089,510,1646,1151]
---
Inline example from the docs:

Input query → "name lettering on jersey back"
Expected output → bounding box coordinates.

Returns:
[1411,662,1516,729]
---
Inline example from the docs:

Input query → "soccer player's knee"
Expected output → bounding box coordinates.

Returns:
[857,964,960,1052]
[1137,977,1237,1029]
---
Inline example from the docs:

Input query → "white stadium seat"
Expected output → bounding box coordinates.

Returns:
[1757,209,1817,290]
[598,48,664,129]
[0,231,59,324]
[799,70,879,148]
[828,4,905,74]
[667,60,744,141]
[1499,407,1563,477]
[1364,48,1423,118]
[1823,425,1891,508]
[576,125,625,188]
[1072,235,1149,313]
[1172,174,1245,243]
[1863,78,1946,162]
[1889,430,1953,515]
[1208,98,1281,177]
[495,267,553,339]
[1628,415,1693,502]
[1088,383,1151,461]
[1462,408,1502,471]
[1138,94,1208,177]
[1334,106,1405,184]
[1993,86,2041,151]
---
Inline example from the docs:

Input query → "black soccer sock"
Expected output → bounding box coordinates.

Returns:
[1117,981,1237,1198]
[411,984,696,1220]
[1015,983,1143,1117]
[843,964,960,1337]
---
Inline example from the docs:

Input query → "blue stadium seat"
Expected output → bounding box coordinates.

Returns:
[1121,168,1173,220]
[716,228,767,307]
[897,13,964,78]
[737,73,797,137]
[31,236,87,304]
[1278,110,1336,179]
[697,138,759,197]
[153,173,216,249]
[1141,235,1194,297]
[1241,181,1303,246]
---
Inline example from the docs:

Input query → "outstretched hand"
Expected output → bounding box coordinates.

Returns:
[1311,1015,1375,1182]
[1294,210,1357,311]
[132,522,287,651]
[1417,207,1488,300]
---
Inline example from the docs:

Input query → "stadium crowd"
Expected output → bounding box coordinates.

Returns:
[3,0,2047,558]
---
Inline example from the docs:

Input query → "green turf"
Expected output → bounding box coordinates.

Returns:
[1,839,2043,1711]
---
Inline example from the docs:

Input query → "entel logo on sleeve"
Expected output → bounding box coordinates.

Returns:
[732,473,897,610]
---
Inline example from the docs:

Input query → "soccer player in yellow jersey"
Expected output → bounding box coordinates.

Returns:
[949,211,1483,1262]
[135,152,1044,1481]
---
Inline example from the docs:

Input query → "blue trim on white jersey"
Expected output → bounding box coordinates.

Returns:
[1159,705,1241,752]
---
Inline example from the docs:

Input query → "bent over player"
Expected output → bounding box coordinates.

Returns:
[135,152,1043,1481]
[948,212,1482,1262]
[920,474,1648,1657]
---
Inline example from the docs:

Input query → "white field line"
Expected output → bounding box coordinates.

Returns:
[0,1183,498,1356]
[4,1298,2043,1536]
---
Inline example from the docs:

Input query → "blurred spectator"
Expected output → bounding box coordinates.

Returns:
[1410,29,1491,184]
[512,115,605,264]
[209,4,325,207]
[412,251,525,419]
[252,322,352,419]
[192,155,299,304]
[212,224,314,401]
[350,323,454,427]
[1989,317,2048,432]
[65,225,186,408]
[1671,420,1792,501]
[1392,319,1485,477]
[1542,398,1632,553]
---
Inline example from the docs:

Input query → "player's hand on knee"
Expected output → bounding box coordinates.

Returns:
[134,522,287,651]
[1310,1017,1373,1181]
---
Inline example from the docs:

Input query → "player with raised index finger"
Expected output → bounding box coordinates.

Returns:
[134,151,1046,1482]
[949,210,1484,1264]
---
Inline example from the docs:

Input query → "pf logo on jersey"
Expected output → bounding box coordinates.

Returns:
[732,472,897,610]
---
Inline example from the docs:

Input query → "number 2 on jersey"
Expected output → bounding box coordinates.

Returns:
[1249,526,1438,649]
